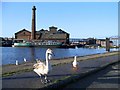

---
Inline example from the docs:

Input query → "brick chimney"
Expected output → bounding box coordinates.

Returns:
[31,6,36,40]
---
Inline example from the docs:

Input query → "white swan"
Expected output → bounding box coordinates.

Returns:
[33,48,53,84]
[72,56,78,68]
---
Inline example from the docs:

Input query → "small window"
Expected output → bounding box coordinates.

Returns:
[23,32,25,35]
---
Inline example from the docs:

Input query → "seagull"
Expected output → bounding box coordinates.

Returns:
[16,60,19,65]
[24,58,27,62]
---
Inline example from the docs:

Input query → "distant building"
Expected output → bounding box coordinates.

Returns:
[110,36,120,47]
[0,37,14,47]
[79,39,89,45]
[69,38,114,47]
[96,39,113,47]
[87,38,96,45]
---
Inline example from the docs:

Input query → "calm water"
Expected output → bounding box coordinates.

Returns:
[1,47,118,65]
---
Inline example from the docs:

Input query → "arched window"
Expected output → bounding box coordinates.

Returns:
[23,32,25,35]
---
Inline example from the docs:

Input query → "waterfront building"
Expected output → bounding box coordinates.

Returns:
[70,38,96,45]
[15,29,31,40]
[96,39,113,47]
[110,36,120,47]
[70,38,89,45]
[70,38,113,48]
[87,38,96,45]
[15,26,69,44]
[14,6,69,44]
[0,37,14,47]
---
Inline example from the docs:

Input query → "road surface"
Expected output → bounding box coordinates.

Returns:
[62,62,120,90]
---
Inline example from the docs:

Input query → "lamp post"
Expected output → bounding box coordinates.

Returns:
[106,38,110,52]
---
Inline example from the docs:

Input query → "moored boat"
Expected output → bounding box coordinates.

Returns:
[12,42,32,47]
[12,41,62,47]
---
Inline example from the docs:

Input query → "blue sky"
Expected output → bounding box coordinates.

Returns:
[1,2,118,38]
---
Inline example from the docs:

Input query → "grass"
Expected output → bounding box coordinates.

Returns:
[2,68,33,77]
[53,76,71,83]
[44,74,80,88]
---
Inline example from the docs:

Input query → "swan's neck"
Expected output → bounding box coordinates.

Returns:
[74,56,77,62]
[45,53,49,69]
[74,59,76,63]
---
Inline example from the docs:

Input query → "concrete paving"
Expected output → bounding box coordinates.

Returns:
[2,53,119,89]
[62,62,120,89]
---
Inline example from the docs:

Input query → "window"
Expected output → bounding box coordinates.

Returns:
[23,32,25,35]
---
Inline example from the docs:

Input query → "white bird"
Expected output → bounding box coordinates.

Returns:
[33,48,53,84]
[16,60,19,65]
[75,46,78,49]
[24,58,27,62]
[72,56,78,68]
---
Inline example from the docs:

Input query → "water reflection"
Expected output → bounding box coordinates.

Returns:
[30,48,36,61]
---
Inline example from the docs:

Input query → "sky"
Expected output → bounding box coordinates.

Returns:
[1,1,119,39]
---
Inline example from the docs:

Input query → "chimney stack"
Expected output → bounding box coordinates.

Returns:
[31,6,36,40]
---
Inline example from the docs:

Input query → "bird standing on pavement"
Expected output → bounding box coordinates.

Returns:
[33,48,53,84]
[72,56,78,68]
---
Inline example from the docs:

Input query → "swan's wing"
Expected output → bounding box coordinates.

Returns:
[36,62,46,69]
[33,63,38,68]
[34,63,47,75]
[33,62,45,68]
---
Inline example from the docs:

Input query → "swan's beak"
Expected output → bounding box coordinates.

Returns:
[52,52,55,56]
[50,50,55,56]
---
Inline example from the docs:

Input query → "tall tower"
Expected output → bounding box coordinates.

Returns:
[31,6,36,40]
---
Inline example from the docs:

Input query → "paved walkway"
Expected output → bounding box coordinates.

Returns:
[62,62,120,89]
[2,51,118,74]
[2,52,119,89]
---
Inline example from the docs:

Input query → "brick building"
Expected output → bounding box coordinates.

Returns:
[15,29,31,40]
[14,6,69,44]
[96,39,113,47]
[15,26,69,44]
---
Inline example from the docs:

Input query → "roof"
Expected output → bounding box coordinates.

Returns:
[97,39,106,41]
[15,29,31,35]
[49,26,57,29]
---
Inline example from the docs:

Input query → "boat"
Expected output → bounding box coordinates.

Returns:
[32,41,62,47]
[12,42,32,47]
[12,41,62,47]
